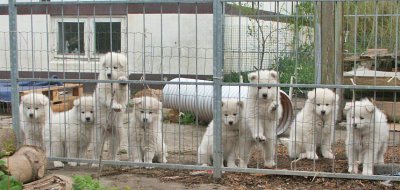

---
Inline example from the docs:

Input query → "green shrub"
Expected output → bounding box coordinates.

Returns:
[73,175,108,190]
[0,160,23,190]
[275,44,315,96]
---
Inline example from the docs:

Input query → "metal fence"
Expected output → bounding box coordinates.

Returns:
[2,0,400,181]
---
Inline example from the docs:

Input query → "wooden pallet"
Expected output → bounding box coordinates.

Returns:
[20,83,83,112]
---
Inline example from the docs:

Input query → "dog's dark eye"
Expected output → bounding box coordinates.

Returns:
[27,107,30,110]
[149,112,153,114]
[316,104,321,106]
[267,87,271,89]
[90,111,93,113]
[258,87,262,90]
[140,110,144,113]
[325,104,329,106]
[35,108,39,110]
[352,116,355,119]
[224,114,228,117]
[233,113,237,116]
[113,66,118,69]
[82,112,85,114]
[360,117,364,120]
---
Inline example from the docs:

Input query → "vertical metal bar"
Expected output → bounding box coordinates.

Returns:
[213,0,223,179]
[9,0,20,147]
[314,1,321,84]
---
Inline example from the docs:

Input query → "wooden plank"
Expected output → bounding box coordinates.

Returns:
[375,100,400,123]
[343,76,399,86]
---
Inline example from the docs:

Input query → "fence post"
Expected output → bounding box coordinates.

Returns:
[212,0,223,179]
[8,0,21,147]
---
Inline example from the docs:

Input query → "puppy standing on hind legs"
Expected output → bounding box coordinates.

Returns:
[93,52,129,164]
[238,70,282,168]
[198,99,243,167]
[344,98,388,175]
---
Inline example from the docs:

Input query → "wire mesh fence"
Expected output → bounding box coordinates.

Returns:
[1,0,400,182]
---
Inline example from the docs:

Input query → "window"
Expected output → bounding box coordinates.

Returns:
[58,22,85,54]
[95,22,121,53]
[52,17,125,59]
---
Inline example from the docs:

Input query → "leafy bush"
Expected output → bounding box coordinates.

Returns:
[275,44,315,96]
[0,160,23,190]
[223,71,250,83]
[73,175,108,190]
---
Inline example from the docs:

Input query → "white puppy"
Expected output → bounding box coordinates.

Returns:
[129,96,167,163]
[93,52,129,161]
[344,98,388,175]
[238,70,283,168]
[44,96,95,167]
[287,88,338,160]
[198,99,243,167]
[20,92,52,149]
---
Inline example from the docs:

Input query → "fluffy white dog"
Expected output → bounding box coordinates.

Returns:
[44,96,95,167]
[20,92,52,149]
[344,98,388,175]
[93,52,129,161]
[286,88,338,160]
[129,96,167,163]
[238,70,282,168]
[198,99,243,167]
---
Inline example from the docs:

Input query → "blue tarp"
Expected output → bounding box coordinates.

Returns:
[0,75,63,102]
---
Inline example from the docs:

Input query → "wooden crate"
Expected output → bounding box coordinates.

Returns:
[20,83,83,112]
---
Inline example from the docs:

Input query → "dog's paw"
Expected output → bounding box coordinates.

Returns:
[53,161,65,168]
[68,162,78,167]
[112,103,123,112]
[269,101,279,112]
[322,151,334,159]
[305,152,319,160]
[255,135,266,142]
[362,169,373,175]
[263,160,276,168]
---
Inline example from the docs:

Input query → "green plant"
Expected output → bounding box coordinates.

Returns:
[223,71,250,83]
[72,175,108,190]
[179,112,196,125]
[275,44,315,96]
[0,160,23,190]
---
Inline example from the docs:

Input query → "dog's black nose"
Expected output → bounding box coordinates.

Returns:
[107,73,112,78]
[262,94,268,98]
[229,121,233,125]
[29,113,34,118]
[143,118,148,123]
[321,110,326,115]
[86,117,91,122]
[353,123,357,128]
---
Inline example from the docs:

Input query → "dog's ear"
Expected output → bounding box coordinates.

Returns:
[269,70,278,80]
[344,102,353,112]
[73,98,81,107]
[248,72,257,82]
[307,90,316,101]
[364,101,375,113]
[237,100,243,108]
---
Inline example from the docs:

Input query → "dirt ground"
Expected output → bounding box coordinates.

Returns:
[2,114,400,189]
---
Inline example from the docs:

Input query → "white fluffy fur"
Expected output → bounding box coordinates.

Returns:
[287,88,338,160]
[198,99,243,167]
[238,70,282,168]
[129,96,167,163]
[20,93,52,149]
[93,52,129,161]
[44,96,95,167]
[344,98,388,175]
